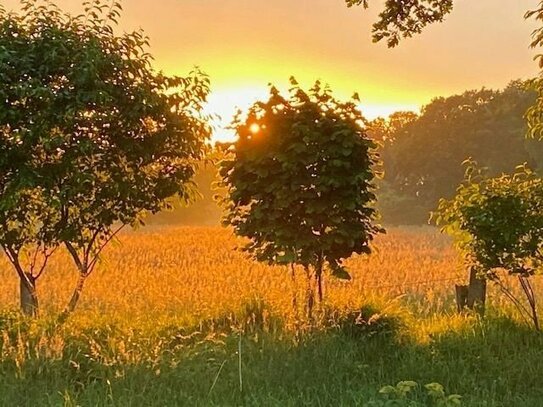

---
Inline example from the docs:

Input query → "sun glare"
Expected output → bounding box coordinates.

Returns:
[249,123,261,134]
[204,84,420,145]
[204,85,269,144]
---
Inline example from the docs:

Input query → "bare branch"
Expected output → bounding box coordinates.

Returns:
[34,246,58,280]
[87,224,126,274]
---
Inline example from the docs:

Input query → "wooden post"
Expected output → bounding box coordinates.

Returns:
[455,267,486,315]
[455,285,469,312]
[467,267,486,316]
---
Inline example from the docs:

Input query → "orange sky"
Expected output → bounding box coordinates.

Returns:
[4,0,540,141]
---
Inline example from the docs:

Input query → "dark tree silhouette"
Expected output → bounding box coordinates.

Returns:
[220,79,383,316]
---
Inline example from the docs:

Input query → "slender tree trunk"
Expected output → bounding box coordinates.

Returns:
[305,266,314,321]
[519,276,540,331]
[59,273,87,322]
[316,267,323,303]
[291,264,298,314]
[20,273,38,317]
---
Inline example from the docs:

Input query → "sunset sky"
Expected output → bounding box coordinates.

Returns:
[4,0,540,141]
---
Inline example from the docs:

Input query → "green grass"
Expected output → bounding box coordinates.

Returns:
[1,311,543,406]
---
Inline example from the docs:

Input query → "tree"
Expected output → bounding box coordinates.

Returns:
[220,79,383,317]
[375,81,541,224]
[0,0,211,317]
[345,0,454,47]
[346,0,543,140]
[0,186,57,316]
[435,162,543,329]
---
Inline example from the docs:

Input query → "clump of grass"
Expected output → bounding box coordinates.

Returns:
[328,303,406,339]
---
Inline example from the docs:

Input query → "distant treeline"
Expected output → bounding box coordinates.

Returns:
[150,80,542,226]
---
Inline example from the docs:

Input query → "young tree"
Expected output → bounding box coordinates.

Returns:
[435,161,543,329]
[220,79,383,317]
[0,0,211,317]
[0,186,58,316]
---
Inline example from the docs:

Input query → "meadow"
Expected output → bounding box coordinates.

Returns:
[1,226,543,406]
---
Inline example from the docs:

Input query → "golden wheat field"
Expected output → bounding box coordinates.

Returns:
[0,226,537,337]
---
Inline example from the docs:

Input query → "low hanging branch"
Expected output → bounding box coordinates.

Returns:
[345,0,454,47]
[493,275,535,329]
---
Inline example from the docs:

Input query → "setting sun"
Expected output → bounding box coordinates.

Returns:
[249,123,261,134]
[10,0,533,144]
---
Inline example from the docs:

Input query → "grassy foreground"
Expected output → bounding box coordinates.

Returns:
[0,227,542,406]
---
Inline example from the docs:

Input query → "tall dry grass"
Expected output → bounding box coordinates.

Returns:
[0,227,524,324]
[1,225,535,333]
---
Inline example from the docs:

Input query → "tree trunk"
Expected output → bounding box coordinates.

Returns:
[315,255,324,303]
[291,264,298,315]
[59,273,87,323]
[305,266,314,321]
[315,269,323,303]
[20,273,38,317]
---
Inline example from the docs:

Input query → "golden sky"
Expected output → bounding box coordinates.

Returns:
[4,0,540,141]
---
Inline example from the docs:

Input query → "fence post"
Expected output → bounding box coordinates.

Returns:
[467,267,486,315]
[455,267,486,315]
[455,285,469,312]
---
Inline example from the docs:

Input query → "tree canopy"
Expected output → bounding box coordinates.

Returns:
[0,0,211,316]
[372,81,542,224]
[220,80,382,307]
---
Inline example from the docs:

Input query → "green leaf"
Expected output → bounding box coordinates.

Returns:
[332,265,352,280]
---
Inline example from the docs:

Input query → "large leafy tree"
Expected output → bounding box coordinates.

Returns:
[0,0,211,316]
[220,80,383,315]
[374,82,541,224]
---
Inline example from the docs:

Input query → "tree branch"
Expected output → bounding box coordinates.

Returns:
[87,224,126,274]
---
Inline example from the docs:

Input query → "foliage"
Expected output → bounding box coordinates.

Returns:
[373,81,541,225]
[371,381,461,406]
[345,1,542,50]
[0,0,211,316]
[434,161,543,328]
[525,2,543,139]
[330,304,404,339]
[345,0,454,47]
[220,79,383,305]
